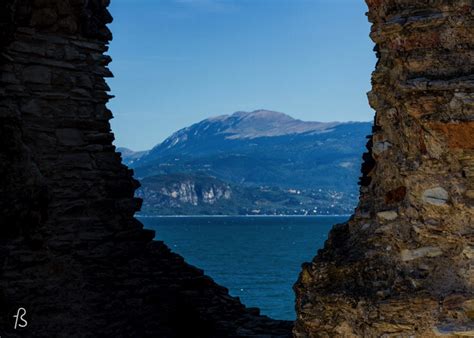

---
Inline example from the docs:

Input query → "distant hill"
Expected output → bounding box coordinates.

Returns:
[116,147,147,165]
[120,110,372,215]
[136,173,355,216]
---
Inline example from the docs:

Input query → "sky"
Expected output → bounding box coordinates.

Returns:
[107,0,376,151]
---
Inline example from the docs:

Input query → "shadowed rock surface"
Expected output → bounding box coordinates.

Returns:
[0,1,291,337]
[294,0,474,336]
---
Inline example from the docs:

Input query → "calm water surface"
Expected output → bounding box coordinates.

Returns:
[140,216,348,320]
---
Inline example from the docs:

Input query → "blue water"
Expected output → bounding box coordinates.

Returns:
[140,215,348,320]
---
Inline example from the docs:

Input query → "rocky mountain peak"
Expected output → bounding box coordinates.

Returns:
[230,109,295,122]
[230,110,341,139]
[164,109,342,145]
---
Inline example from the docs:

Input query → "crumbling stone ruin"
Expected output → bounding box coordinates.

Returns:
[1,0,472,337]
[0,1,291,336]
[294,0,474,336]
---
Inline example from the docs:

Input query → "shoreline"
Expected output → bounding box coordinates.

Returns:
[136,214,351,218]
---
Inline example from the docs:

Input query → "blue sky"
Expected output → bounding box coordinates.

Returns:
[107,0,376,150]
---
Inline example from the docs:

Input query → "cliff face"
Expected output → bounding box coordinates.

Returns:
[0,1,290,337]
[136,173,357,216]
[137,174,233,211]
[294,1,474,336]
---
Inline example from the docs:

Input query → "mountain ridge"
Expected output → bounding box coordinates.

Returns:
[119,110,372,215]
[119,110,369,155]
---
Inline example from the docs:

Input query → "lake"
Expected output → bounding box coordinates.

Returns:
[140,215,348,320]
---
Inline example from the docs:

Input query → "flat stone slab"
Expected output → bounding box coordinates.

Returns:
[423,187,449,205]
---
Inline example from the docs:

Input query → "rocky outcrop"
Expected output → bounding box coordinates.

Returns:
[136,173,357,216]
[151,179,232,207]
[0,1,291,337]
[294,1,474,336]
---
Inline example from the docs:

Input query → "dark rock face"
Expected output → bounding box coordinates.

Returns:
[0,1,291,337]
[294,1,474,336]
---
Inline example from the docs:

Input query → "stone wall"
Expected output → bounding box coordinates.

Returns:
[0,1,291,336]
[294,0,474,336]
[3,0,472,336]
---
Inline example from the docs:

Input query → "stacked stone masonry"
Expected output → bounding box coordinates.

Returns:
[295,0,474,337]
[2,0,473,337]
[0,0,291,337]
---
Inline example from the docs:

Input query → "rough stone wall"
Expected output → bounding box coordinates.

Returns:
[0,1,291,337]
[294,0,474,336]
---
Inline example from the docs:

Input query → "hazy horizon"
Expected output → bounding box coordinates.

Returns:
[108,0,376,150]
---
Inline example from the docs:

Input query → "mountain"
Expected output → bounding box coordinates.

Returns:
[137,173,354,216]
[121,110,372,215]
[116,147,147,166]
